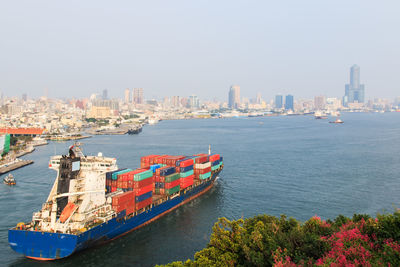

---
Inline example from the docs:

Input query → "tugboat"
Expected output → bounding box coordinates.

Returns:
[127,126,142,135]
[3,173,16,185]
[329,117,344,124]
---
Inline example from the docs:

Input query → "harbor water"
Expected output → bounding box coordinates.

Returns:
[1,112,400,266]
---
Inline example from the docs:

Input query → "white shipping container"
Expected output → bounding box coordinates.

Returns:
[195,162,211,169]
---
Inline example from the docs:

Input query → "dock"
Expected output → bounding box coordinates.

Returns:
[0,160,34,175]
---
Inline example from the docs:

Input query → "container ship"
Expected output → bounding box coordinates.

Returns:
[8,144,223,260]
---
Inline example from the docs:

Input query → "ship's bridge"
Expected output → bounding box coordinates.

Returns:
[49,154,117,172]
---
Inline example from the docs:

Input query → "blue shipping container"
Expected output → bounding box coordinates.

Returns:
[179,165,193,172]
[150,164,161,173]
[160,167,175,176]
[106,168,127,180]
[135,191,153,202]
[212,160,220,166]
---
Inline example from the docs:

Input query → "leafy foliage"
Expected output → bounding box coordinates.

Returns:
[158,211,400,267]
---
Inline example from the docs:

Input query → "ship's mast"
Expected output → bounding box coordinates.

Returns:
[208,144,211,155]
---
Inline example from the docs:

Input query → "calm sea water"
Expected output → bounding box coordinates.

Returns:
[1,113,400,266]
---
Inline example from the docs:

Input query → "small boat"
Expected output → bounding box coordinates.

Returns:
[3,173,16,185]
[329,118,344,124]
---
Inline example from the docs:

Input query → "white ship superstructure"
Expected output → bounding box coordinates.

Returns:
[31,145,118,234]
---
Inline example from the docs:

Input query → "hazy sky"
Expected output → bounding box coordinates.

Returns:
[1,1,399,101]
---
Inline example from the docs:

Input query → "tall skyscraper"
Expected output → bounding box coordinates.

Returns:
[189,95,200,109]
[102,89,108,100]
[124,88,130,103]
[275,95,283,109]
[133,88,144,104]
[171,96,180,107]
[256,92,262,105]
[344,65,365,106]
[228,85,240,109]
[285,95,294,110]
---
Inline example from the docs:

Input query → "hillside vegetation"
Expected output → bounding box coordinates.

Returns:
[159,211,400,266]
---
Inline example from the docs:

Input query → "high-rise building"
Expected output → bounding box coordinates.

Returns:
[189,95,200,109]
[256,93,262,105]
[285,95,294,110]
[344,65,365,106]
[102,89,108,100]
[133,88,144,104]
[22,93,27,102]
[275,95,283,109]
[314,95,326,110]
[171,96,180,107]
[124,88,130,103]
[228,85,240,109]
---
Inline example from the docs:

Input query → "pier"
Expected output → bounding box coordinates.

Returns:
[0,159,34,175]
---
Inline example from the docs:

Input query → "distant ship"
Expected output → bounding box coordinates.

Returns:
[329,118,344,124]
[314,111,328,119]
[9,144,223,260]
[3,173,16,185]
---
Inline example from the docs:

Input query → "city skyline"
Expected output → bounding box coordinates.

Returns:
[1,1,400,100]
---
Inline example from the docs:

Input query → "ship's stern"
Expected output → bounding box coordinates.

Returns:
[8,229,78,260]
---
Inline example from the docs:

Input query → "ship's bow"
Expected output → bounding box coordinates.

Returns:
[8,229,78,260]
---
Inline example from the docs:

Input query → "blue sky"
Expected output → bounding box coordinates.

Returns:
[0,0,399,101]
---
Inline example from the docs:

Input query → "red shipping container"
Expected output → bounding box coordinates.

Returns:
[122,181,128,188]
[133,176,153,189]
[181,178,194,189]
[165,179,180,189]
[165,156,185,166]
[135,184,153,196]
[155,166,169,176]
[111,180,117,187]
[117,180,123,188]
[195,155,209,164]
[135,197,152,210]
[209,154,220,162]
[141,155,160,164]
[111,186,117,192]
[112,191,135,206]
[154,155,169,164]
[179,159,194,167]
[126,169,147,181]
[159,188,165,195]
[194,167,211,175]
[112,198,135,214]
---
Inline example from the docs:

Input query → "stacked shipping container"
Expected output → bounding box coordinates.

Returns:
[106,154,223,216]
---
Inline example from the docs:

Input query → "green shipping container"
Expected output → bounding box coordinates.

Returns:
[112,169,132,180]
[3,134,10,154]
[165,185,180,195]
[180,169,194,178]
[165,173,180,183]
[134,170,154,181]
[199,172,211,180]
[211,163,221,171]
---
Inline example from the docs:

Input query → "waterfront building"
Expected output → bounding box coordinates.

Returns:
[344,64,365,106]
[133,88,144,104]
[314,95,326,110]
[228,85,240,109]
[124,88,130,103]
[285,95,294,110]
[275,95,283,109]
[189,95,200,109]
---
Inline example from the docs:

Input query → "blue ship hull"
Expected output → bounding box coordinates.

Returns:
[8,169,222,260]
